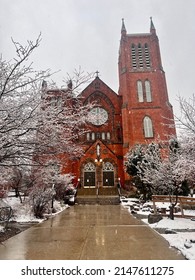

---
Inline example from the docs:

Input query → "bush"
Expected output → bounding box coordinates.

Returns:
[28,185,53,218]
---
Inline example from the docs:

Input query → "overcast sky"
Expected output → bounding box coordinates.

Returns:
[1,0,195,118]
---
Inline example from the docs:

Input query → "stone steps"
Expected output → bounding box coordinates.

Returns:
[76,195,120,205]
[75,187,120,205]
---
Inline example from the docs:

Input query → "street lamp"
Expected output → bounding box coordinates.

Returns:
[76,178,80,189]
[117,177,121,196]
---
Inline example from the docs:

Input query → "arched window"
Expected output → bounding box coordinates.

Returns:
[84,162,96,172]
[137,80,144,102]
[101,132,105,140]
[143,116,154,138]
[91,132,95,141]
[145,80,152,102]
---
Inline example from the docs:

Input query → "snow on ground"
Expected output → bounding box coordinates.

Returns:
[143,217,195,260]
[0,196,69,226]
[121,198,195,260]
[2,196,42,223]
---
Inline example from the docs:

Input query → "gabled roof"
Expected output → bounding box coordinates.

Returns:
[79,76,119,99]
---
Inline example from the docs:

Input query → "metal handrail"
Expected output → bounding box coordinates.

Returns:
[117,182,122,197]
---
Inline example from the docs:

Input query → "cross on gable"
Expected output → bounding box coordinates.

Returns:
[95,70,99,77]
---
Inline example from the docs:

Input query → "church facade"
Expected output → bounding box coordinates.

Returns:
[51,19,176,189]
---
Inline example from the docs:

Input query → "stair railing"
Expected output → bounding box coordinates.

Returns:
[117,181,122,198]
[96,182,100,199]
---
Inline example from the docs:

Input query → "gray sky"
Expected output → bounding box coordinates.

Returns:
[1,0,195,119]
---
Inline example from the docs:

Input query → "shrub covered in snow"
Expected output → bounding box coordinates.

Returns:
[28,186,53,218]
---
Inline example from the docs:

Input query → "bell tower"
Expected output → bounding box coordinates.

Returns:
[118,18,176,155]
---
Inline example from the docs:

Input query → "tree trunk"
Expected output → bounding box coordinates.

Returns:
[169,204,174,220]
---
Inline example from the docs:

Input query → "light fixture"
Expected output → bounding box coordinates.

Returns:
[95,143,102,165]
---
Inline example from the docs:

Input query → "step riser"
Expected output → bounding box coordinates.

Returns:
[76,197,120,205]
[76,188,119,197]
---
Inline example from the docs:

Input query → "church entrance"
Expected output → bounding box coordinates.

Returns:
[82,161,115,188]
[102,162,114,187]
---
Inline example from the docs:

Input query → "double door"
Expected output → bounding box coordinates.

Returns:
[83,162,114,188]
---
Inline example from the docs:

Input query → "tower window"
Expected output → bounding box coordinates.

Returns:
[138,43,143,68]
[136,80,152,103]
[131,44,137,69]
[143,116,154,138]
[137,80,144,102]
[145,80,152,102]
[131,43,151,70]
[144,43,151,68]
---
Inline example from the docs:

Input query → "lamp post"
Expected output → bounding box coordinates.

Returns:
[117,177,121,197]
[76,178,80,189]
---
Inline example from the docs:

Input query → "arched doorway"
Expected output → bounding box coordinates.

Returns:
[102,162,114,187]
[83,162,96,188]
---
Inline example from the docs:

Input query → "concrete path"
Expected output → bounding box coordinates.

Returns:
[0,205,185,260]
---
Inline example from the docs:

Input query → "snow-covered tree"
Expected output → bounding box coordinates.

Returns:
[0,35,94,198]
[138,140,190,219]
[28,160,75,217]
[34,82,93,164]
[125,141,190,218]
[137,143,162,192]
[0,35,51,185]
[175,94,195,136]
[125,143,163,200]
[125,144,144,177]
[175,94,195,189]
[176,136,195,188]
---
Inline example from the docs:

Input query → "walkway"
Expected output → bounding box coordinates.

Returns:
[0,205,185,259]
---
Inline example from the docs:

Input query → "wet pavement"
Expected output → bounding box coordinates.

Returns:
[0,204,185,260]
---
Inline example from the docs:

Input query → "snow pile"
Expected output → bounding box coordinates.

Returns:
[162,232,195,260]
[121,198,195,260]
[143,216,195,260]
[143,216,195,230]
[3,196,41,223]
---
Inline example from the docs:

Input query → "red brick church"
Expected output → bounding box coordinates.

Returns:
[47,18,176,189]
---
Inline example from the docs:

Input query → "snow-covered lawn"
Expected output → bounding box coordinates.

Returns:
[121,198,195,260]
[0,196,69,233]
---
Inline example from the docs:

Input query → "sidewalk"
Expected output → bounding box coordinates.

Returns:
[0,204,185,260]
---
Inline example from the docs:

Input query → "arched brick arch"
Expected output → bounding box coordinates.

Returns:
[84,91,115,114]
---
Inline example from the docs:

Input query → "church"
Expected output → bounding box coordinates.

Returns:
[46,18,176,190]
